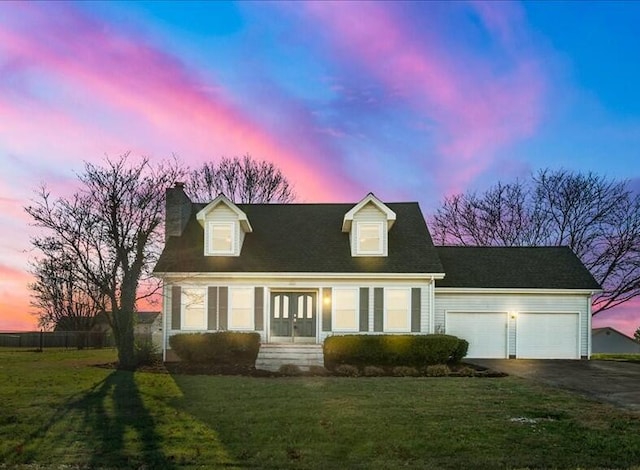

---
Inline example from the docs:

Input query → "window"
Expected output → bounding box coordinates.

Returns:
[207,222,234,255]
[182,287,206,330]
[357,222,383,255]
[229,287,253,329]
[385,288,410,332]
[333,288,358,330]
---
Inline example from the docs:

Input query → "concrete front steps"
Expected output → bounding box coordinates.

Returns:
[255,343,324,371]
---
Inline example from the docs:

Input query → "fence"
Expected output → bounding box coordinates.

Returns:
[0,331,152,349]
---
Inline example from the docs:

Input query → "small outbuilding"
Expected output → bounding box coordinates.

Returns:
[592,327,640,354]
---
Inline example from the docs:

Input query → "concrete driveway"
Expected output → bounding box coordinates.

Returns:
[468,359,640,412]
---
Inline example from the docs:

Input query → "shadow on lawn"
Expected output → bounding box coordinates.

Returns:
[7,371,176,469]
[83,370,176,469]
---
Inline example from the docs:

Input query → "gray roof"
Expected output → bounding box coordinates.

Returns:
[154,202,444,274]
[435,246,601,290]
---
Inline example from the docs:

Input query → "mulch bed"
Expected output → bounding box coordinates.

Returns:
[94,360,506,378]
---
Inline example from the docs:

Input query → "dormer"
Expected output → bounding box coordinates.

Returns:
[196,194,252,257]
[342,193,396,257]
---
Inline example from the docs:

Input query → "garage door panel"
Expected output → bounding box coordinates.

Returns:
[447,312,507,359]
[517,313,579,359]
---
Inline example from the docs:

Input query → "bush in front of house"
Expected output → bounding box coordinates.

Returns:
[169,332,260,366]
[323,334,467,370]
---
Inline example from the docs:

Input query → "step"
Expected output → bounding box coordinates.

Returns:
[255,344,325,371]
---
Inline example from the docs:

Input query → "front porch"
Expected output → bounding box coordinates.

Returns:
[255,343,324,371]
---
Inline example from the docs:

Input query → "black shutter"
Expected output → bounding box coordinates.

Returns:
[359,288,369,332]
[411,288,421,332]
[171,286,181,330]
[219,287,228,330]
[254,287,264,330]
[373,288,384,332]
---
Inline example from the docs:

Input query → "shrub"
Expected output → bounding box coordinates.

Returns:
[450,339,469,364]
[279,364,302,376]
[323,334,467,369]
[308,365,330,376]
[392,366,420,377]
[169,332,260,366]
[334,364,359,377]
[135,338,159,366]
[456,365,475,377]
[425,364,450,377]
[363,365,386,377]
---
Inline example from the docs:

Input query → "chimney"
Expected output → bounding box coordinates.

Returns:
[165,182,192,241]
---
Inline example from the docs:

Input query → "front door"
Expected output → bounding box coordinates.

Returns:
[270,292,317,343]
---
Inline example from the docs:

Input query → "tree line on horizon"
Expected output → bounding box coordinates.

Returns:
[25,154,640,368]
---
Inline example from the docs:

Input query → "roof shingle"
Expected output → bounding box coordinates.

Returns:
[435,246,601,290]
[154,202,444,274]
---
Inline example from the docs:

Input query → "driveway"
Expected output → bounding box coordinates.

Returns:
[468,359,640,412]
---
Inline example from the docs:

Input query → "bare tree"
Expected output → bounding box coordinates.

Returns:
[431,169,640,314]
[187,154,295,203]
[26,154,184,369]
[29,237,104,332]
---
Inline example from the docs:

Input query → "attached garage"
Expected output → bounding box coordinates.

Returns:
[516,313,580,359]
[446,312,508,359]
[434,246,601,359]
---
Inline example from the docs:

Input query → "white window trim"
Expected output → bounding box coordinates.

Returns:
[206,221,236,256]
[384,287,411,332]
[228,286,254,331]
[332,287,359,332]
[355,221,384,256]
[181,287,207,331]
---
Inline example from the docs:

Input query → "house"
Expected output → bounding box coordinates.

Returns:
[154,183,601,362]
[592,327,640,354]
[92,311,163,348]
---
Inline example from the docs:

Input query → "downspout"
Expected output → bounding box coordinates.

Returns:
[162,282,168,362]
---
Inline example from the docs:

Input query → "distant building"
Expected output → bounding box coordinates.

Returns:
[92,311,163,349]
[592,327,640,354]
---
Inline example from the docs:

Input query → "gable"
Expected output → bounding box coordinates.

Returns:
[196,194,252,256]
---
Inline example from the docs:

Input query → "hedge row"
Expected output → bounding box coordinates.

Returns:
[169,332,260,366]
[323,334,468,369]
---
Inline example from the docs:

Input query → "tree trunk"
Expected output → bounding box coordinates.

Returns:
[114,308,136,370]
[114,283,137,370]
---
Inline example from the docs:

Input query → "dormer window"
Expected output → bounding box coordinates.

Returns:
[357,222,383,255]
[196,194,252,257]
[208,222,234,255]
[343,193,395,257]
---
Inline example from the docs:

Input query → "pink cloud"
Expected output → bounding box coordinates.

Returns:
[300,2,546,195]
[0,3,364,203]
[593,299,640,338]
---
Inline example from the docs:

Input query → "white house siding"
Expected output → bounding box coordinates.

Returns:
[434,291,591,358]
[162,276,435,355]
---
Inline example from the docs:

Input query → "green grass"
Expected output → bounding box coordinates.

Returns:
[1,348,640,469]
[592,353,640,363]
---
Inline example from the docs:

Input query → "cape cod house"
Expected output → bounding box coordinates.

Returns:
[154,183,601,363]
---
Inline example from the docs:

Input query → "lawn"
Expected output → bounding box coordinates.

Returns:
[1,349,640,469]
[592,353,640,363]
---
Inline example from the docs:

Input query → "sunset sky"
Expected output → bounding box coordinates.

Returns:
[1,1,639,335]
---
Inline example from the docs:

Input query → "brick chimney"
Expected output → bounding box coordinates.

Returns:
[165,182,192,241]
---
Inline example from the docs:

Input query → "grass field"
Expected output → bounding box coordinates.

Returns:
[1,348,640,469]
[592,353,640,363]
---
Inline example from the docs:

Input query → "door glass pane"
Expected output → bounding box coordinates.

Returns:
[274,296,280,318]
[283,296,289,318]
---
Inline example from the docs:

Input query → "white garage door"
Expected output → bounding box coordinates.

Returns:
[446,312,508,359]
[517,313,579,359]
